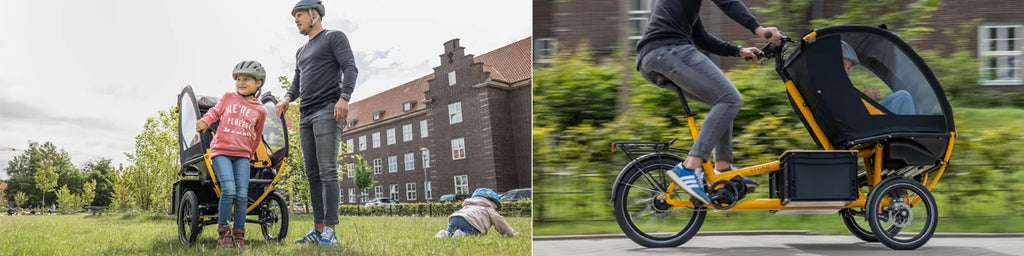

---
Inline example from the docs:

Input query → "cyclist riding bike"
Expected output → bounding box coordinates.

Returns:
[635,0,783,204]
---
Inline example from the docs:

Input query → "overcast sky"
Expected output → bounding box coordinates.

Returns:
[0,1,531,179]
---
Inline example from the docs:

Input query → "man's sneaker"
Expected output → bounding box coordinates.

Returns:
[435,230,450,238]
[319,227,338,246]
[452,230,467,238]
[719,166,760,189]
[666,163,712,204]
[294,228,320,244]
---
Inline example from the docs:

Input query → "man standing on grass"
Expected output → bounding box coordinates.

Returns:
[277,0,359,246]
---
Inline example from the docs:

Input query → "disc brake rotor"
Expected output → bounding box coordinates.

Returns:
[889,201,913,228]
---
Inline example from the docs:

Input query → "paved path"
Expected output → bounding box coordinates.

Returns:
[534,232,1024,256]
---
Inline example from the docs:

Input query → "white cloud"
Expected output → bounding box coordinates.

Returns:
[0,0,531,179]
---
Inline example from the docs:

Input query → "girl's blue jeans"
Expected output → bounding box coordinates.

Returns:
[213,155,250,229]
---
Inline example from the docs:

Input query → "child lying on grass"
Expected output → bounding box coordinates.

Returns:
[435,188,515,238]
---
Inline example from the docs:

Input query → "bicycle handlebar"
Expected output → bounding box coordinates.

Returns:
[743,32,794,62]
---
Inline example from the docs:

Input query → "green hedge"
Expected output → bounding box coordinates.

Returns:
[338,200,531,217]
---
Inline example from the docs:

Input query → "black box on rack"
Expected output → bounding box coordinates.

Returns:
[770,150,859,207]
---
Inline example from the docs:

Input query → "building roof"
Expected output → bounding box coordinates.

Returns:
[475,37,533,84]
[346,37,532,130]
[346,74,432,130]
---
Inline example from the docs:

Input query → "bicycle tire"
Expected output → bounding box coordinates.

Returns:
[613,155,705,247]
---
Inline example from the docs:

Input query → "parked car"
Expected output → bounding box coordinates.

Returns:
[438,194,470,203]
[364,198,398,208]
[500,188,531,202]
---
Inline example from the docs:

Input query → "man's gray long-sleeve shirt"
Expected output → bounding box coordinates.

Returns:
[287,29,359,115]
[636,0,761,70]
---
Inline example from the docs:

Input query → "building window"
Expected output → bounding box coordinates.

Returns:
[425,181,433,200]
[627,0,652,51]
[628,18,647,50]
[362,188,369,202]
[404,153,415,171]
[349,189,355,203]
[346,163,355,178]
[388,156,398,173]
[358,135,366,151]
[403,102,414,112]
[980,25,1023,85]
[390,184,400,201]
[454,175,469,195]
[629,0,651,13]
[422,149,430,168]
[374,186,383,200]
[451,138,466,160]
[402,124,413,142]
[448,71,457,86]
[345,139,354,153]
[406,183,417,201]
[420,120,428,138]
[373,111,384,120]
[448,102,462,124]
[339,190,344,203]
[386,128,396,145]
[534,38,557,64]
[373,158,383,175]
[349,119,358,127]
[372,132,381,148]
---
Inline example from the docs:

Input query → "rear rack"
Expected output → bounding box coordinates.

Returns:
[612,138,689,162]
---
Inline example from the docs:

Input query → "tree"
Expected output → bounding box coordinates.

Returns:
[82,158,115,206]
[14,191,28,208]
[121,107,179,213]
[353,160,377,193]
[55,185,78,213]
[5,141,77,208]
[533,45,621,131]
[275,76,311,210]
[34,160,59,208]
[109,164,136,212]
[81,179,97,208]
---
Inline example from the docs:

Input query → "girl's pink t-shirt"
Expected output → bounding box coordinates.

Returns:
[200,92,267,158]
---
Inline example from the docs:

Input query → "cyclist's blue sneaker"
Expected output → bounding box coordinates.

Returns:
[319,227,338,246]
[667,163,711,204]
[294,228,320,244]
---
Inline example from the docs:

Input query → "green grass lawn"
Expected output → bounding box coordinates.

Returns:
[0,214,531,255]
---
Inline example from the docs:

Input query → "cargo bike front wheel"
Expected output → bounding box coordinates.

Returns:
[613,155,706,248]
[865,177,938,250]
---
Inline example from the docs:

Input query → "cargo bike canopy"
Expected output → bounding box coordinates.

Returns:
[781,25,955,169]
[176,85,288,174]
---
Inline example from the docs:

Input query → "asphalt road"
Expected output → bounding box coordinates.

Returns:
[534,232,1024,256]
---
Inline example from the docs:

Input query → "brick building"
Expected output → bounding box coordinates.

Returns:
[338,37,532,204]
[534,0,1024,89]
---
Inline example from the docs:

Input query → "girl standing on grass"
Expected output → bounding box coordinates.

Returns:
[196,60,268,248]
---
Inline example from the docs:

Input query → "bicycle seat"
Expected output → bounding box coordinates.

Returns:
[645,71,676,89]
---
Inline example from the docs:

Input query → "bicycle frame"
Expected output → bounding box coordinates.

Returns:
[659,33,956,211]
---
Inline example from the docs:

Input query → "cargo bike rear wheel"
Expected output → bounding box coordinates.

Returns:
[613,155,706,247]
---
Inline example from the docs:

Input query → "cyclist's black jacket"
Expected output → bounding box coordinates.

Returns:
[636,0,761,70]
[287,29,359,115]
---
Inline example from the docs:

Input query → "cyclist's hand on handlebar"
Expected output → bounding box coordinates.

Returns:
[740,47,762,62]
[756,26,783,44]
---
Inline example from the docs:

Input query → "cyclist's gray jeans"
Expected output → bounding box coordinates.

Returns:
[639,44,742,163]
[299,105,340,225]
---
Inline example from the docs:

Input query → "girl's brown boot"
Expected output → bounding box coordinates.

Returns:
[217,225,234,248]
